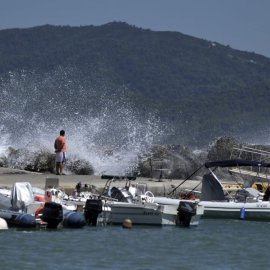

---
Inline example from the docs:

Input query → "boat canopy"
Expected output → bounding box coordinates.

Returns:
[205,159,270,169]
[200,174,226,201]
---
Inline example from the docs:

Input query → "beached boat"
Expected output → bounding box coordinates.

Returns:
[84,176,204,227]
[198,159,270,221]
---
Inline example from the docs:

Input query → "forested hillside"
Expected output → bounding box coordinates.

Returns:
[1,22,270,146]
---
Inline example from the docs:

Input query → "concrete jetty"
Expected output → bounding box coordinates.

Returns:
[0,167,202,196]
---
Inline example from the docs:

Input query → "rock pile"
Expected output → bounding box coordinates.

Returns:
[1,136,269,177]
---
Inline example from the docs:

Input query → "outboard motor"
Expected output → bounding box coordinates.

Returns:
[177,201,197,227]
[41,202,63,229]
[84,199,103,226]
[263,187,270,201]
[63,211,86,228]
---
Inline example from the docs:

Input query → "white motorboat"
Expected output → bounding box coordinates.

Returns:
[198,159,270,221]
[84,176,204,227]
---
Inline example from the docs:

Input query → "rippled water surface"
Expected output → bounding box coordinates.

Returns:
[0,219,269,270]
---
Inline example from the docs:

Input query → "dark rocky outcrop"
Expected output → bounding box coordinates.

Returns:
[66,158,94,175]
[138,144,206,179]
[0,147,94,175]
[207,136,241,161]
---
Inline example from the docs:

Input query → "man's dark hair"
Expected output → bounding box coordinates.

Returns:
[60,130,65,136]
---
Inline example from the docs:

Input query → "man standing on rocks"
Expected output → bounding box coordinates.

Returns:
[54,129,67,175]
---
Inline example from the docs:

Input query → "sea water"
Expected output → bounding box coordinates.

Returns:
[0,219,269,270]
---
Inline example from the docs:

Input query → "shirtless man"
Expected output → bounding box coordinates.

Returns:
[54,130,67,175]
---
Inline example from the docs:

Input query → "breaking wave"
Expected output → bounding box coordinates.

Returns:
[0,68,168,175]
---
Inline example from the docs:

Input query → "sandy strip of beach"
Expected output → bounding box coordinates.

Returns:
[0,167,202,196]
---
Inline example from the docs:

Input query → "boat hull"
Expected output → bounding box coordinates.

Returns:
[63,210,86,228]
[0,210,36,228]
[102,199,203,226]
[108,202,165,225]
[199,201,270,221]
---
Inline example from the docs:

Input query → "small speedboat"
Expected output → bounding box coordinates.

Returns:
[84,175,204,227]
[199,159,270,221]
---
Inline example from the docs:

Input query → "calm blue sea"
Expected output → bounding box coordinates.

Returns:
[0,219,269,270]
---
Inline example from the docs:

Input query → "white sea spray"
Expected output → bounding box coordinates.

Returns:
[0,69,168,175]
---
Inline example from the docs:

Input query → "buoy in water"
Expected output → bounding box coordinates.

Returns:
[122,219,132,229]
[0,217,8,230]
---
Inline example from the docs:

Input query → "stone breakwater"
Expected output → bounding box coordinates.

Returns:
[1,135,267,196]
[0,167,202,197]
[2,135,268,180]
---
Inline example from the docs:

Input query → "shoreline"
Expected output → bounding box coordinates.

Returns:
[0,167,202,196]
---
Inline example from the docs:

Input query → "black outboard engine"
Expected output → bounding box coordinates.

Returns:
[84,199,103,226]
[41,202,63,229]
[177,201,197,227]
[263,187,270,201]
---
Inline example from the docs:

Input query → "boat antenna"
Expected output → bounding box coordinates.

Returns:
[168,163,204,196]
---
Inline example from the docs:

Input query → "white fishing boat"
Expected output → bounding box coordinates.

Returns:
[84,176,204,227]
[198,159,270,221]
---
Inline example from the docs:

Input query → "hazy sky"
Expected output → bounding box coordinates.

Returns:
[1,0,269,58]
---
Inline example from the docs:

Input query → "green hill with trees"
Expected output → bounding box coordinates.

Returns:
[1,22,270,146]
